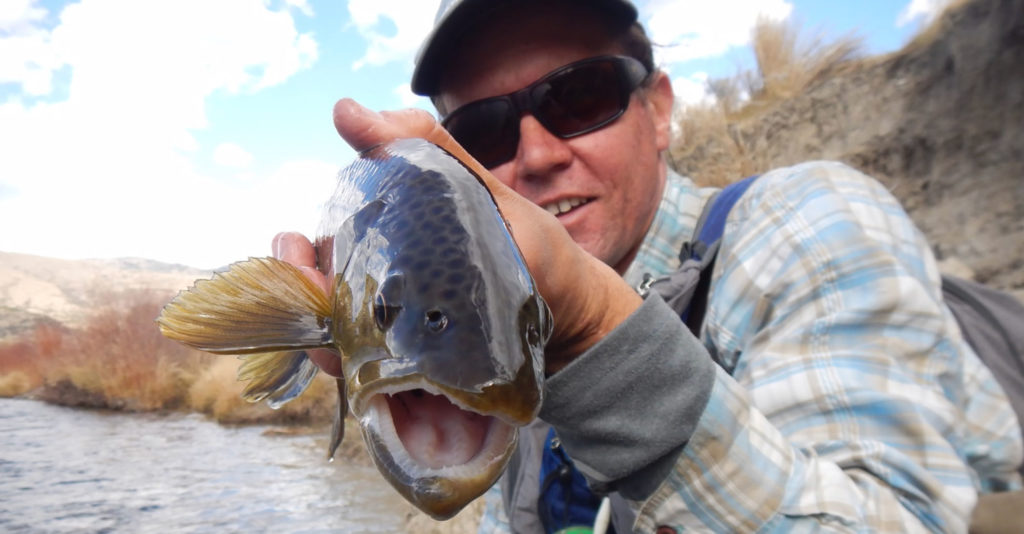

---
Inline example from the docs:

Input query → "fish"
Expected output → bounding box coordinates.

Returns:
[157,138,550,520]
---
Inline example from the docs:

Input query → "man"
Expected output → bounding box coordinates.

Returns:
[275,0,1023,531]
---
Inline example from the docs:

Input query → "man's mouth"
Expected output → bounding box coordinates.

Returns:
[543,197,591,216]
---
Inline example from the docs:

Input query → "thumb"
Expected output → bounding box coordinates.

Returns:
[332,98,515,207]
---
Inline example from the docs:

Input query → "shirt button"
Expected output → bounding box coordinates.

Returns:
[655,527,678,534]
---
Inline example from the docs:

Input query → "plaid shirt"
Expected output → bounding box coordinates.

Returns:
[480,162,1022,533]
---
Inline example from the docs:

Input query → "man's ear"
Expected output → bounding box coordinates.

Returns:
[642,71,675,152]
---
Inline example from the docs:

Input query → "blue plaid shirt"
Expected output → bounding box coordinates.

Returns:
[480,162,1022,533]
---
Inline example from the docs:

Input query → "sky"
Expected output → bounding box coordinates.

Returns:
[0,0,954,270]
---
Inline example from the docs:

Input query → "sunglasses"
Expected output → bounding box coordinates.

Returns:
[441,55,650,169]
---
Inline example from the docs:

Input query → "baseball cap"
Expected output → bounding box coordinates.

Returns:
[411,0,639,96]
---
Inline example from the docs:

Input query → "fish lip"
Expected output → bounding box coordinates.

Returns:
[351,379,526,425]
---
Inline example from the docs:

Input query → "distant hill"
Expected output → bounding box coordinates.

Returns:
[0,251,210,339]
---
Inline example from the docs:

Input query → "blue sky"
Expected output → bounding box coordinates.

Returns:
[0,0,951,270]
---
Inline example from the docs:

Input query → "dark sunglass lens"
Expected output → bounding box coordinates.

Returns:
[534,61,626,136]
[443,99,518,168]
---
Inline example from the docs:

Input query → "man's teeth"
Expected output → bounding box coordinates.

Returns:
[544,197,587,216]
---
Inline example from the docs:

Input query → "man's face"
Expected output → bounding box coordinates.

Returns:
[436,3,673,274]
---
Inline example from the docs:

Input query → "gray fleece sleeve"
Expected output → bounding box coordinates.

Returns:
[538,293,717,501]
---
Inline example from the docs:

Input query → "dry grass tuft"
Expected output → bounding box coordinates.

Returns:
[901,0,973,54]
[189,356,336,425]
[745,17,861,111]
[669,17,862,187]
[37,289,205,410]
[0,323,68,395]
[0,370,34,397]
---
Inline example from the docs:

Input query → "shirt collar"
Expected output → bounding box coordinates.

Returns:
[622,169,716,289]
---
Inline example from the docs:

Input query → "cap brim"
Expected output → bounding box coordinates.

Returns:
[411,0,638,96]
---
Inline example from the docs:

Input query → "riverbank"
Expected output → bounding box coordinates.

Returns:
[0,290,482,532]
[0,288,339,422]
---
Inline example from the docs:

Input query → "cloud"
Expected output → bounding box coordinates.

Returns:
[343,0,794,75]
[0,0,60,95]
[213,143,254,169]
[639,0,794,65]
[0,0,321,269]
[393,82,428,108]
[347,0,439,69]
[284,0,314,17]
[672,72,714,107]
[0,0,46,33]
[897,0,954,27]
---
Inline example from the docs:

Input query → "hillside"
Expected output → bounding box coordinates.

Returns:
[669,0,1023,295]
[0,251,209,339]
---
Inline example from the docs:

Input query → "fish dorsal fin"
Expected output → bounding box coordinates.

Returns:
[158,257,333,354]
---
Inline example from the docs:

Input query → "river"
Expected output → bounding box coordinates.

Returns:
[0,398,408,533]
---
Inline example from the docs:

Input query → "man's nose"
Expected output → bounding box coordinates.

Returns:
[514,114,572,181]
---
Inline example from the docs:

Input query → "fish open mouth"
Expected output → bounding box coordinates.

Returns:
[387,389,496,469]
[361,386,517,478]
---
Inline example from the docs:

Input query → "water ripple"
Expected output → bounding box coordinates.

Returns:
[0,398,407,533]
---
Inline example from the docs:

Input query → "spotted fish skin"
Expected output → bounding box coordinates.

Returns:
[321,139,544,414]
[157,138,549,520]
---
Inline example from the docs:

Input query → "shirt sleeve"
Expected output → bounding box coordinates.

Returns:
[546,161,1023,533]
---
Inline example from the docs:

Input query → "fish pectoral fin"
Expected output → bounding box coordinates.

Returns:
[327,377,348,461]
[238,350,320,408]
[157,256,334,354]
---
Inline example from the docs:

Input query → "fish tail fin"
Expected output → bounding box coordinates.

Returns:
[157,256,333,353]
[157,257,335,407]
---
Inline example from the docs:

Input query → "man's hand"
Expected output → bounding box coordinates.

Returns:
[275,98,642,376]
[271,231,343,377]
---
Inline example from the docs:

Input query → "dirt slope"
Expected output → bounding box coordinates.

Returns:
[0,251,209,339]
[670,0,1024,292]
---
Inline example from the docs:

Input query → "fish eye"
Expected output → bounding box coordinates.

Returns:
[424,309,448,333]
[373,293,401,331]
[373,273,405,331]
[526,322,540,346]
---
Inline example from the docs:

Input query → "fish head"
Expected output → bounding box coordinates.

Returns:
[320,139,549,519]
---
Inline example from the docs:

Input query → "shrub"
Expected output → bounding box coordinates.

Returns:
[669,18,862,187]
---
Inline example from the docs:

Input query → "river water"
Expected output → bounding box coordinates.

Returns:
[0,398,408,533]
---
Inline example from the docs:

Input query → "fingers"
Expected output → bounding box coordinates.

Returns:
[272,231,342,377]
[272,231,315,268]
[307,348,343,378]
[272,231,330,295]
[332,98,516,207]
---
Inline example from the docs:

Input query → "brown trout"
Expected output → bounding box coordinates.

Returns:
[157,138,549,520]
